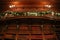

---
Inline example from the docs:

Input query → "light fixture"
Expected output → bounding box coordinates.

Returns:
[9,5,12,8]
[9,5,15,8]
[45,5,51,8]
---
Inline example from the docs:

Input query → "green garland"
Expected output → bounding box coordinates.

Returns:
[0,11,60,18]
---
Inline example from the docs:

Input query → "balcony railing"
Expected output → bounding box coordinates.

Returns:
[0,11,60,21]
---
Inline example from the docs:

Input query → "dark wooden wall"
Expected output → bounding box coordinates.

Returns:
[0,18,60,40]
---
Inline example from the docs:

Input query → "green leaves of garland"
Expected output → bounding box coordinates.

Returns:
[0,10,60,19]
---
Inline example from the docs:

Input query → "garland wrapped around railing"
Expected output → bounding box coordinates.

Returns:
[0,10,60,19]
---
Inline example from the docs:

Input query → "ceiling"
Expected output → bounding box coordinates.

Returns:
[0,0,60,12]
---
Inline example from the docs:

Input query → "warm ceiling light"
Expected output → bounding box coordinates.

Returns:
[9,5,15,8]
[40,1,49,5]
[13,2,20,5]
[45,5,51,8]
[14,2,18,4]
[9,6,12,8]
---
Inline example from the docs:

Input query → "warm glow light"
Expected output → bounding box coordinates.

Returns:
[9,6,12,8]
[41,2,47,5]
[45,5,51,8]
[12,2,20,5]
[9,5,15,8]
[40,1,50,5]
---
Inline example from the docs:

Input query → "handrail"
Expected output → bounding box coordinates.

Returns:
[0,16,60,21]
